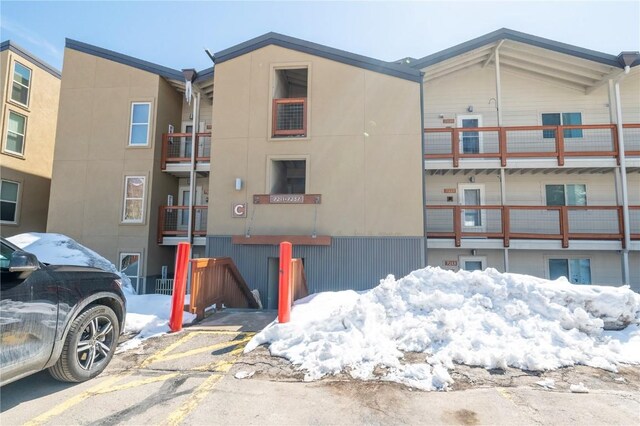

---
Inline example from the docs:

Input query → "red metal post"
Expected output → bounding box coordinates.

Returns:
[278,241,293,323]
[169,242,191,332]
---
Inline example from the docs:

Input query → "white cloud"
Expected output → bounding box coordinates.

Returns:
[1,16,61,59]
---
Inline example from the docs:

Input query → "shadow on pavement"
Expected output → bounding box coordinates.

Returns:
[0,370,79,412]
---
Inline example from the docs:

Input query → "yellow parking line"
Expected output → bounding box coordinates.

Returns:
[496,388,518,407]
[95,372,180,394]
[155,335,252,364]
[164,347,246,425]
[140,331,197,368]
[190,345,246,372]
[24,374,127,426]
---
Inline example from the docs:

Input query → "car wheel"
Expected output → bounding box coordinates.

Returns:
[49,305,120,382]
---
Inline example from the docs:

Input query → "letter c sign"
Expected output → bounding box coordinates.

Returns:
[232,203,247,218]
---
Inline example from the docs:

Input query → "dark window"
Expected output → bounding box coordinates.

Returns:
[271,160,306,194]
[545,184,586,206]
[272,68,308,137]
[542,112,582,138]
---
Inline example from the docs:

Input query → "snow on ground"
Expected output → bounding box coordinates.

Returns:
[118,294,196,352]
[8,233,195,350]
[246,267,640,391]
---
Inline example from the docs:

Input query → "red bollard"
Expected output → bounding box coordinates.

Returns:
[169,242,191,332]
[278,242,292,323]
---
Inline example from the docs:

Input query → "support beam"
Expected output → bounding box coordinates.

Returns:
[483,40,505,68]
[613,79,631,284]
[586,68,624,94]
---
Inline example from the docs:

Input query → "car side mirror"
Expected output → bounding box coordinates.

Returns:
[9,250,41,274]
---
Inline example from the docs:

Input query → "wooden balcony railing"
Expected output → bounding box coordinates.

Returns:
[157,205,207,243]
[426,205,640,248]
[189,257,260,319]
[291,258,309,302]
[161,132,211,170]
[424,123,640,167]
[272,98,307,137]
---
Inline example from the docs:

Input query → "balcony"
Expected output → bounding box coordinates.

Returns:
[157,205,208,245]
[272,98,307,137]
[424,123,640,168]
[161,132,211,174]
[426,205,640,249]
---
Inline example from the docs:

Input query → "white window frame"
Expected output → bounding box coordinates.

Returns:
[0,179,20,224]
[458,183,486,232]
[119,252,143,293]
[456,114,483,154]
[544,183,587,206]
[122,176,146,223]
[546,256,592,285]
[458,256,487,271]
[4,110,27,156]
[10,61,32,108]
[128,102,151,146]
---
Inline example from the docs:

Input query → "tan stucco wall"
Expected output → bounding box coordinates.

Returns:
[1,48,60,235]
[47,48,181,280]
[209,45,423,237]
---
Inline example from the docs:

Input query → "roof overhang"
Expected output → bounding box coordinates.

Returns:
[214,32,422,83]
[412,28,636,93]
[1,40,61,78]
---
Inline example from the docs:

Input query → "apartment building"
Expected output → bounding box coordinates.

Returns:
[47,29,639,299]
[0,41,60,237]
[46,40,214,293]
[415,29,639,289]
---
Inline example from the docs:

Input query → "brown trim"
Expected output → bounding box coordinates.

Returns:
[424,123,636,166]
[232,235,331,246]
[425,204,639,246]
[253,194,322,204]
[272,97,307,137]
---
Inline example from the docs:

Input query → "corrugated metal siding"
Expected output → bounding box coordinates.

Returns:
[207,236,426,306]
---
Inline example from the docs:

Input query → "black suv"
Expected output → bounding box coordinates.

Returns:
[0,238,126,386]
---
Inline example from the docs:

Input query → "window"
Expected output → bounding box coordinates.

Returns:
[1,179,20,223]
[459,256,486,271]
[119,252,142,293]
[122,176,145,223]
[272,68,308,137]
[271,160,306,194]
[545,184,586,206]
[11,62,31,106]
[542,112,582,139]
[457,115,482,154]
[549,258,591,284]
[5,111,26,155]
[129,103,150,146]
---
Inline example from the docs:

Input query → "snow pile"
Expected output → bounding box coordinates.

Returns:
[246,267,640,391]
[8,233,196,350]
[118,294,196,351]
[8,233,136,295]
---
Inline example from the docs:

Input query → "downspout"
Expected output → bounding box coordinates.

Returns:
[613,65,631,284]
[494,43,508,271]
[419,72,428,267]
[188,91,200,248]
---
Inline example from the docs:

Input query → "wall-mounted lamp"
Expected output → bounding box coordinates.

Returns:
[235,178,243,191]
[438,114,445,118]
[467,105,474,113]
[471,249,477,256]
[468,176,475,183]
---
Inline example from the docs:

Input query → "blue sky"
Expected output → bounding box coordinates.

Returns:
[1,1,639,72]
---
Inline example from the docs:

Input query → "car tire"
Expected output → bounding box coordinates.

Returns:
[49,305,120,382]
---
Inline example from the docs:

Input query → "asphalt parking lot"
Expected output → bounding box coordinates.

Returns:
[1,315,639,426]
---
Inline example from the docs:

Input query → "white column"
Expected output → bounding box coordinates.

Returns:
[614,81,631,285]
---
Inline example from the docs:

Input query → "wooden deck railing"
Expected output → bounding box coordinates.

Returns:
[157,205,207,243]
[426,205,639,248]
[189,257,260,320]
[161,132,212,170]
[291,258,309,302]
[424,123,640,167]
[272,98,307,137]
